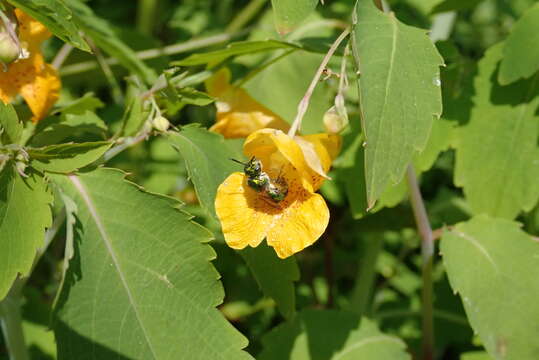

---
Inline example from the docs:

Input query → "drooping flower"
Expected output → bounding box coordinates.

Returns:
[206,68,290,138]
[0,9,60,122]
[215,128,341,258]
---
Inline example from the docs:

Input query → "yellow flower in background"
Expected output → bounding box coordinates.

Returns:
[215,128,341,258]
[0,9,60,122]
[206,68,290,138]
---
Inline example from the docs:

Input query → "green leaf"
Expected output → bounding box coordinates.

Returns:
[454,43,539,219]
[460,352,491,360]
[174,40,300,66]
[7,0,90,52]
[0,166,52,300]
[499,3,539,85]
[441,215,539,360]
[271,0,319,35]
[28,141,111,173]
[352,0,443,208]
[167,126,299,319]
[259,310,410,360]
[0,102,22,145]
[51,168,252,360]
[119,91,145,137]
[240,243,299,319]
[244,50,329,134]
[68,0,156,83]
[52,93,104,115]
[32,101,108,147]
[168,125,243,219]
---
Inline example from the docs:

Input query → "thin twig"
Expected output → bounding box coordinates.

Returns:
[287,27,351,137]
[226,0,267,33]
[103,132,150,162]
[60,32,245,76]
[51,43,74,70]
[406,165,434,360]
[85,37,123,103]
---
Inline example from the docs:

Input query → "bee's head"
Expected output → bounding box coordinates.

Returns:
[244,156,262,177]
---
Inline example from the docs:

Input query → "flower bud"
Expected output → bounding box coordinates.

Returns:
[152,115,170,132]
[0,9,20,66]
[323,94,349,134]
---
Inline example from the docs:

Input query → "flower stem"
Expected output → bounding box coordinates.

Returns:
[287,27,351,137]
[406,165,434,360]
[0,280,29,360]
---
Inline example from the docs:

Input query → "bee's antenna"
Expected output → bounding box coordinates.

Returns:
[230,158,246,165]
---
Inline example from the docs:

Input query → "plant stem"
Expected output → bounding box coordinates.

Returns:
[136,0,159,36]
[287,27,351,137]
[103,132,150,162]
[86,37,123,104]
[226,0,267,33]
[0,281,29,360]
[406,165,434,360]
[60,32,245,76]
[51,43,74,70]
[349,234,383,316]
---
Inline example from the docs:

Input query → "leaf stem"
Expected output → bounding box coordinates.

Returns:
[406,165,434,360]
[287,27,351,137]
[0,280,29,360]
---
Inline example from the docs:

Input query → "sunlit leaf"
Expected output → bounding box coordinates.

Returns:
[0,102,22,145]
[454,43,539,219]
[0,166,52,300]
[352,0,443,208]
[441,215,539,360]
[28,141,111,173]
[51,168,252,360]
[271,0,319,34]
[174,40,299,66]
[499,3,539,85]
[259,310,410,360]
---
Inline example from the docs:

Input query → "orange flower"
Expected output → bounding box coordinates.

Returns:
[206,68,290,138]
[0,9,60,122]
[215,129,341,258]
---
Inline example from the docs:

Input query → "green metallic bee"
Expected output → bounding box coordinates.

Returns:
[266,175,288,202]
[231,157,269,191]
[231,157,288,203]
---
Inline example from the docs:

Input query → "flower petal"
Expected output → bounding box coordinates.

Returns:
[0,10,58,122]
[244,129,314,191]
[266,191,329,258]
[20,63,60,122]
[207,68,289,138]
[215,172,275,249]
[300,133,342,190]
[15,9,50,50]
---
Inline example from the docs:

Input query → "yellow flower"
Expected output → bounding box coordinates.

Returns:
[215,128,341,258]
[0,9,60,122]
[206,68,290,138]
